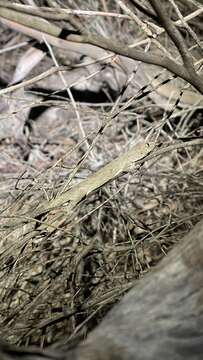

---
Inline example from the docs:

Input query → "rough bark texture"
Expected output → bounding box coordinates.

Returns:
[1,219,203,360]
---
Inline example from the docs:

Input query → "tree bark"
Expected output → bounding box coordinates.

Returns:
[68,218,203,360]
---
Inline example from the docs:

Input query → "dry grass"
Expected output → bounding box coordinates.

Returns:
[0,0,202,349]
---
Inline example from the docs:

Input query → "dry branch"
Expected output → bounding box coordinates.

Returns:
[0,1,203,92]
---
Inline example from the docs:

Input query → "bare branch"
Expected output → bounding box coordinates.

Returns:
[148,0,200,83]
[0,2,203,93]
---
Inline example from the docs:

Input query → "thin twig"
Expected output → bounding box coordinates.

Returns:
[148,0,202,91]
[0,66,69,95]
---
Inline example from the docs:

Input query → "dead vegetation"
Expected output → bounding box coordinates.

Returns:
[0,0,202,353]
